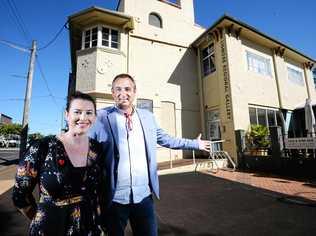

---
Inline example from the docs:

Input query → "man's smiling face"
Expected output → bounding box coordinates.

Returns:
[111,77,136,111]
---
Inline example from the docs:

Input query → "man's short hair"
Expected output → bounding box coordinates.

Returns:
[112,73,136,90]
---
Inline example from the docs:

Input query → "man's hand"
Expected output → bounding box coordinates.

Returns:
[196,133,210,152]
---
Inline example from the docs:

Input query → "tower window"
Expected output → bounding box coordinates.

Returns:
[102,27,119,49]
[84,27,98,49]
[149,13,163,28]
[82,26,119,50]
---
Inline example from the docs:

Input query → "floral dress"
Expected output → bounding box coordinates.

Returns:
[12,136,104,236]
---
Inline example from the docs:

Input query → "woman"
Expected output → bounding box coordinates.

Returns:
[12,92,104,235]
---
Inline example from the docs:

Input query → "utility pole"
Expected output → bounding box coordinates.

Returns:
[61,107,65,133]
[19,40,37,159]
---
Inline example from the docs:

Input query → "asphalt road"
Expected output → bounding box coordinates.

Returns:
[0,149,19,171]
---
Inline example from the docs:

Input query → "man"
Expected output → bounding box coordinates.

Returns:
[90,73,210,236]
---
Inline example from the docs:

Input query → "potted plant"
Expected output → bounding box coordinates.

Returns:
[246,124,270,156]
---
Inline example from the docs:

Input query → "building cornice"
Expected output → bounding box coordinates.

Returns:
[192,15,315,64]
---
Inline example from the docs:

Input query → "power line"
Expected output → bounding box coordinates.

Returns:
[10,0,32,39]
[0,39,30,52]
[5,0,31,44]
[35,55,60,109]
[38,21,68,51]
[0,95,53,101]
[0,96,65,101]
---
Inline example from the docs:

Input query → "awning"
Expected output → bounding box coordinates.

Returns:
[295,99,316,109]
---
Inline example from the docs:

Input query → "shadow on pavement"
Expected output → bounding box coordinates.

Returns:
[155,172,316,236]
[0,159,19,166]
[1,171,316,235]
[0,188,29,236]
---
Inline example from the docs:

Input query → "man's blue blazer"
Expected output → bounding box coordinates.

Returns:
[89,106,199,207]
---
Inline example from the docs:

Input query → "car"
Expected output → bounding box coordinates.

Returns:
[0,137,9,148]
[7,139,20,147]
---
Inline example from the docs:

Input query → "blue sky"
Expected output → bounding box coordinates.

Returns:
[0,0,315,135]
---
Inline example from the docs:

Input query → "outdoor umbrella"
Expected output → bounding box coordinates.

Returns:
[304,98,316,137]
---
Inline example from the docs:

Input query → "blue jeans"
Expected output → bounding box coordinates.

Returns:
[106,195,158,236]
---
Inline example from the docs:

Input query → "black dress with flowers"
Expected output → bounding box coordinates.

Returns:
[12,136,104,236]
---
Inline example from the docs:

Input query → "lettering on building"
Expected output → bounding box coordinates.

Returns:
[220,38,232,120]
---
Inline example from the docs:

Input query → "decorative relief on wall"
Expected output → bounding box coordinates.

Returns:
[303,61,314,70]
[81,59,89,69]
[97,58,114,75]
[274,47,285,57]
[97,59,113,75]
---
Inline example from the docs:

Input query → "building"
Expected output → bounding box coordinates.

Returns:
[192,15,316,160]
[0,113,12,125]
[68,0,315,163]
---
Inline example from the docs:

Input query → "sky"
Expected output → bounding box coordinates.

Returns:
[0,0,315,135]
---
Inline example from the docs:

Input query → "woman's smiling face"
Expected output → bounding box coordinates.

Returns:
[65,98,96,135]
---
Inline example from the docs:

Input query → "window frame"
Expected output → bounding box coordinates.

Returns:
[83,26,98,49]
[286,64,304,86]
[246,50,272,77]
[248,106,278,127]
[201,43,216,77]
[136,98,153,112]
[81,25,120,50]
[149,12,163,28]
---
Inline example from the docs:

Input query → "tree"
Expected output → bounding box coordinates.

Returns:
[0,123,22,136]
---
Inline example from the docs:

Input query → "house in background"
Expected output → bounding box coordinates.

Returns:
[67,0,315,164]
[0,113,12,125]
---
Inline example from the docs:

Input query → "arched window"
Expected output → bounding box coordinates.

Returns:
[149,13,162,28]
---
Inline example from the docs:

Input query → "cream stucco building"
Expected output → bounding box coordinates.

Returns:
[68,0,315,164]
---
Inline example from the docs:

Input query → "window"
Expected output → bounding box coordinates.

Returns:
[257,108,266,126]
[267,110,276,126]
[287,66,304,86]
[246,51,272,77]
[84,27,98,49]
[206,110,221,140]
[249,106,278,127]
[82,26,119,50]
[202,44,216,76]
[249,107,257,124]
[158,0,181,7]
[102,27,119,49]
[137,99,153,112]
[165,0,179,4]
[149,13,162,28]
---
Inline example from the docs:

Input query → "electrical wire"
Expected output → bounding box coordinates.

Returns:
[5,0,31,44]
[10,0,32,38]
[38,21,68,51]
[0,95,53,101]
[35,55,60,109]
[0,39,30,52]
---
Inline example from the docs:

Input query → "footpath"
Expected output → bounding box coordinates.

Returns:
[1,160,316,235]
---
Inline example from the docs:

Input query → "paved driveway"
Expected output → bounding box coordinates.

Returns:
[1,166,316,236]
[154,171,316,236]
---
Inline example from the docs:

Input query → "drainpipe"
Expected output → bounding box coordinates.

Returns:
[196,47,206,135]
[272,51,283,108]
[127,30,130,73]
[303,65,311,99]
